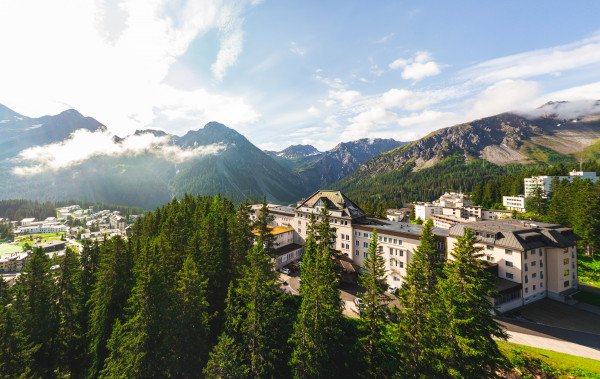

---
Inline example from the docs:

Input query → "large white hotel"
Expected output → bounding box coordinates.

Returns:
[256,190,579,312]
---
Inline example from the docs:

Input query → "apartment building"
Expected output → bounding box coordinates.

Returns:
[448,220,578,312]
[524,170,598,198]
[503,195,526,212]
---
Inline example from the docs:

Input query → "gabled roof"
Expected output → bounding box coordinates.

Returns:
[296,190,366,219]
[448,219,577,251]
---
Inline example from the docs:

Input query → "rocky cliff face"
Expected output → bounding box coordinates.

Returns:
[359,109,600,176]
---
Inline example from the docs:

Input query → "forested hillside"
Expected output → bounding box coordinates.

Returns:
[0,194,555,378]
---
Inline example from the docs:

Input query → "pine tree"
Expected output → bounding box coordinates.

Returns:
[0,277,24,377]
[394,219,443,377]
[14,247,59,377]
[56,247,86,377]
[358,230,390,378]
[206,239,288,378]
[100,245,172,378]
[87,236,134,378]
[204,334,250,378]
[173,255,212,378]
[229,202,254,278]
[254,198,275,255]
[437,228,507,377]
[290,209,344,378]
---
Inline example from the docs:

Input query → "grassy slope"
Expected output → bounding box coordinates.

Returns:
[578,254,600,288]
[498,341,600,378]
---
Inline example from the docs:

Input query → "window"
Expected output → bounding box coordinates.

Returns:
[533,285,536,290]
[384,237,388,242]
[378,236,382,242]
[355,241,359,246]
[393,239,397,244]
[506,273,514,279]
[355,251,359,256]
[525,275,528,283]
[524,251,528,260]
[541,282,544,288]
[399,261,404,268]
[540,260,543,268]
[363,242,368,248]
[486,245,493,250]
[486,255,494,262]
[532,273,537,278]
[540,271,543,279]
[393,276,400,281]
[505,249,513,255]
[524,263,528,272]
[364,252,369,258]
[563,269,570,277]
[363,233,368,237]
[525,288,529,294]
[531,261,536,267]
[399,250,404,257]
[505,261,513,267]
[564,280,570,288]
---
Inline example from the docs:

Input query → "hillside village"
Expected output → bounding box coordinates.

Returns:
[0,204,137,285]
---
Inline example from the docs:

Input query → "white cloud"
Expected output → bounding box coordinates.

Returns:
[389,51,441,81]
[374,32,395,44]
[467,79,541,119]
[289,41,306,56]
[307,106,321,117]
[463,32,600,83]
[13,129,225,175]
[328,90,361,107]
[381,88,456,111]
[0,0,260,136]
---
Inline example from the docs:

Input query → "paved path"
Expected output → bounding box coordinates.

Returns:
[505,331,600,360]
[498,318,600,360]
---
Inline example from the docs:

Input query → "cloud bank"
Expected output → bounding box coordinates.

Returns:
[13,129,225,175]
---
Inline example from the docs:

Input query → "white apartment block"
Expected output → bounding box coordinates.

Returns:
[503,195,526,212]
[524,170,598,198]
[257,190,579,313]
[448,220,578,312]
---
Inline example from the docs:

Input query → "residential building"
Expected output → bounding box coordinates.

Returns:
[20,218,36,226]
[524,170,598,198]
[413,202,442,221]
[385,208,410,222]
[448,220,578,312]
[503,195,526,212]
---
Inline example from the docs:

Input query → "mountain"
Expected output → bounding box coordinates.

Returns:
[271,144,321,159]
[270,138,406,193]
[0,106,305,208]
[171,122,304,203]
[0,108,106,159]
[337,100,600,206]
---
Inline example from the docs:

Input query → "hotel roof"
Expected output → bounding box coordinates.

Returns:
[296,190,366,219]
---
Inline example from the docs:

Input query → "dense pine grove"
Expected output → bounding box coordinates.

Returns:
[0,195,515,377]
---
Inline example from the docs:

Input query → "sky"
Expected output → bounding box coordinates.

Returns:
[1,1,600,152]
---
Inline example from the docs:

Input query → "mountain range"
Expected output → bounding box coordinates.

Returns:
[1,100,599,209]
[0,105,403,208]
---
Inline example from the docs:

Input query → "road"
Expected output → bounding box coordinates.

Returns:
[497,317,600,360]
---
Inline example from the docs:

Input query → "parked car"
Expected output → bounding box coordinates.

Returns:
[281,267,291,275]
[388,285,398,295]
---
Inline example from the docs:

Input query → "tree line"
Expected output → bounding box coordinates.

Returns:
[0,194,506,378]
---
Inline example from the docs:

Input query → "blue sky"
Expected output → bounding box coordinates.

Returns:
[1,0,600,151]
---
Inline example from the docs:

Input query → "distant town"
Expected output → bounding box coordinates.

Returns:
[0,204,139,285]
